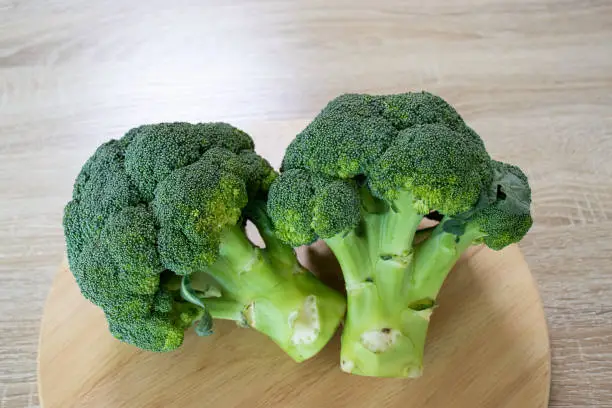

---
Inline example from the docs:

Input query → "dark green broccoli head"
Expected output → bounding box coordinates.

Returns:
[124,122,253,201]
[64,140,142,258]
[269,91,498,245]
[238,150,278,198]
[108,301,200,352]
[470,160,533,250]
[378,91,469,132]
[153,150,249,275]
[282,94,397,178]
[63,122,273,351]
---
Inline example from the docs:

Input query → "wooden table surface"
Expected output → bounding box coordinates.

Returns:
[1,1,610,407]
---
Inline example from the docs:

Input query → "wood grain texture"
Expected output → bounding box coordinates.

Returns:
[0,0,610,407]
[38,246,551,408]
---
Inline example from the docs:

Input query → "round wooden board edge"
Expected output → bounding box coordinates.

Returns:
[527,256,552,406]
[37,245,552,408]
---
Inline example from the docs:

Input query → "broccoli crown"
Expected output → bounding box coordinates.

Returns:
[269,92,496,245]
[267,169,361,246]
[63,122,275,351]
[369,123,491,214]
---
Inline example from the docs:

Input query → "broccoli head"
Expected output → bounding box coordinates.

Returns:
[268,92,533,377]
[63,122,345,361]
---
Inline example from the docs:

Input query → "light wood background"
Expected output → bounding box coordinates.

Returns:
[0,1,610,407]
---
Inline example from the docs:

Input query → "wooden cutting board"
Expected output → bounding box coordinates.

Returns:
[38,243,550,408]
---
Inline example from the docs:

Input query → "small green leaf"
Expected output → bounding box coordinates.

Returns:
[181,275,214,336]
[180,275,206,308]
[492,163,531,214]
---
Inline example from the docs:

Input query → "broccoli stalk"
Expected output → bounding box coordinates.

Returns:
[63,122,345,361]
[325,201,485,377]
[180,220,346,362]
[268,92,533,377]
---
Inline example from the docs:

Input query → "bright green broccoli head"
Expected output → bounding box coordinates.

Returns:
[269,91,496,245]
[63,122,274,351]
[369,123,492,215]
[267,169,361,246]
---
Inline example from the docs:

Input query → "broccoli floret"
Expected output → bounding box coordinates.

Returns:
[281,94,397,178]
[268,92,533,377]
[267,169,361,246]
[369,123,492,214]
[63,122,345,361]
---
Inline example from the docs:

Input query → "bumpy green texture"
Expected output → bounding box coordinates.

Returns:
[267,169,361,246]
[63,122,345,360]
[268,91,533,377]
[369,123,492,214]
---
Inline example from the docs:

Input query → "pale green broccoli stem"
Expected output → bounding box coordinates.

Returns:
[324,230,379,327]
[249,204,298,272]
[407,220,484,304]
[375,191,423,308]
[324,191,423,318]
[198,298,245,321]
[322,192,425,377]
[192,224,346,362]
[207,224,284,297]
[378,191,424,258]
[328,190,422,309]
[326,220,424,377]
[324,230,371,286]
[326,196,485,377]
